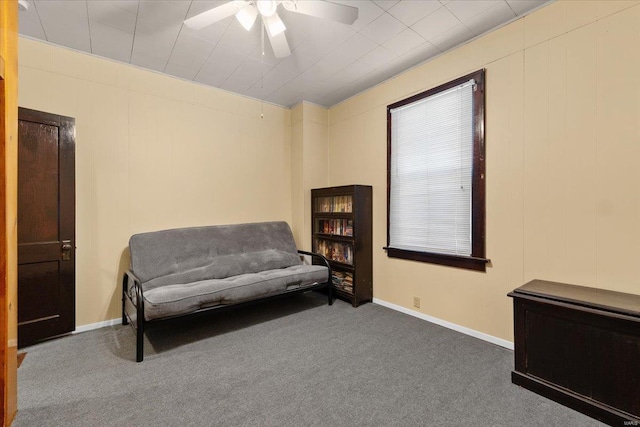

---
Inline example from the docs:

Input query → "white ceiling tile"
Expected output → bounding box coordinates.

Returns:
[291,38,332,64]
[90,20,134,63]
[383,54,422,77]
[185,1,230,19]
[445,1,502,22]
[195,49,243,87]
[464,2,516,36]
[300,81,333,100]
[367,66,398,84]
[205,46,246,69]
[359,12,406,45]
[332,0,385,32]
[109,0,139,15]
[35,0,91,51]
[318,88,353,107]
[220,76,254,94]
[35,0,88,20]
[133,18,182,61]
[339,59,376,82]
[327,72,359,91]
[234,57,272,82]
[430,23,474,51]
[383,28,425,56]
[221,56,272,93]
[297,68,325,85]
[338,73,380,99]
[248,44,283,68]
[411,6,460,40]
[276,75,307,96]
[196,46,246,83]
[273,53,314,75]
[216,23,260,56]
[182,18,230,44]
[266,86,303,108]
[87,1,137,34]
[253,68,298,96]
[373,0,400,11]
[131,37,172,63]
[168,32,215,68]
[399,41,441,63]
[358,45,396,70]
[193,72,227,88]
[280,27,309,53]
[174,31,216,58]
[311,52,354,77]
[164,62,200,80]
[336,33,377,60]
[18,6,46,39]
[130,52,167,72]
[39,17,91,52]
[388,0,442,27]
[506,0,548,16]
[241,85,266,101]
[277,9,316,36]
[137,0,190,27]
[297,16,356,47]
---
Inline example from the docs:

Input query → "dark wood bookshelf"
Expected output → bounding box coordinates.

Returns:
[311,185,372,307]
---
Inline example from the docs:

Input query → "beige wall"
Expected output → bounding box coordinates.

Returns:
[328,0,640,342]
[290,102,328,249]
[18,38,292,327]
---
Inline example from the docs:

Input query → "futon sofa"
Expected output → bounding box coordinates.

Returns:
[122,221,332,362]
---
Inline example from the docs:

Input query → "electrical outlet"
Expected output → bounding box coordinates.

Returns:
[413,297,420,308]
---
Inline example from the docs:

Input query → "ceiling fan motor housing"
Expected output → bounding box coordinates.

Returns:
[256,0,277,17]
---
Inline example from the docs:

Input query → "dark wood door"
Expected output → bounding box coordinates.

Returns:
[18,107,75,348]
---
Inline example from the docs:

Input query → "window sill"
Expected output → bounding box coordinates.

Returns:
[384,247,489,272]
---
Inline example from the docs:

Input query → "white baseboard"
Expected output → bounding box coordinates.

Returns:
[73,318,121,334]
[372,298,514,350]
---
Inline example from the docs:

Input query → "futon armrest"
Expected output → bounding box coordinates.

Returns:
[298,250,332,284]
[123,269,142,298]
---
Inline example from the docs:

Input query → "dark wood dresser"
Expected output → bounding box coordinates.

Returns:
[508,280,640,426]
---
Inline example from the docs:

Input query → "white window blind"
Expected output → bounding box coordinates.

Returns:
[389,79,475,256]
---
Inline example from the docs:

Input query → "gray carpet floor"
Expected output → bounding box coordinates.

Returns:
[15,293,603,426]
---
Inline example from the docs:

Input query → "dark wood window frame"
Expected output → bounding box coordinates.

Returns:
[385,69,488,272]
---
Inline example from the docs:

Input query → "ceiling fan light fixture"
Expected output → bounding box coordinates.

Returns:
[236,6,258,31]
[256,0,277,17]
[265,13,286,37]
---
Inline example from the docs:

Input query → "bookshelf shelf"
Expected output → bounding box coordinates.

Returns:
[312,185,372,307]
[314,234,354,243]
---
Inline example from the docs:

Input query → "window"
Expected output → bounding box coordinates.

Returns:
[386,69,487,271]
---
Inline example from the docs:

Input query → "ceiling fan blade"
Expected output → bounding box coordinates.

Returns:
[267,29,291,58]
[282,1,358,25]
[265,13,286,37]
[184,1,247,30]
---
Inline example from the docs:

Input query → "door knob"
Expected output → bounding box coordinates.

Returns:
[61,240,72,261]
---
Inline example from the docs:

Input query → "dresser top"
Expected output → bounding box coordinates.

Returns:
[509,280,640,318]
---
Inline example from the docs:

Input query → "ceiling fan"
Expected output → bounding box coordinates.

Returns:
[184,0,359,58]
